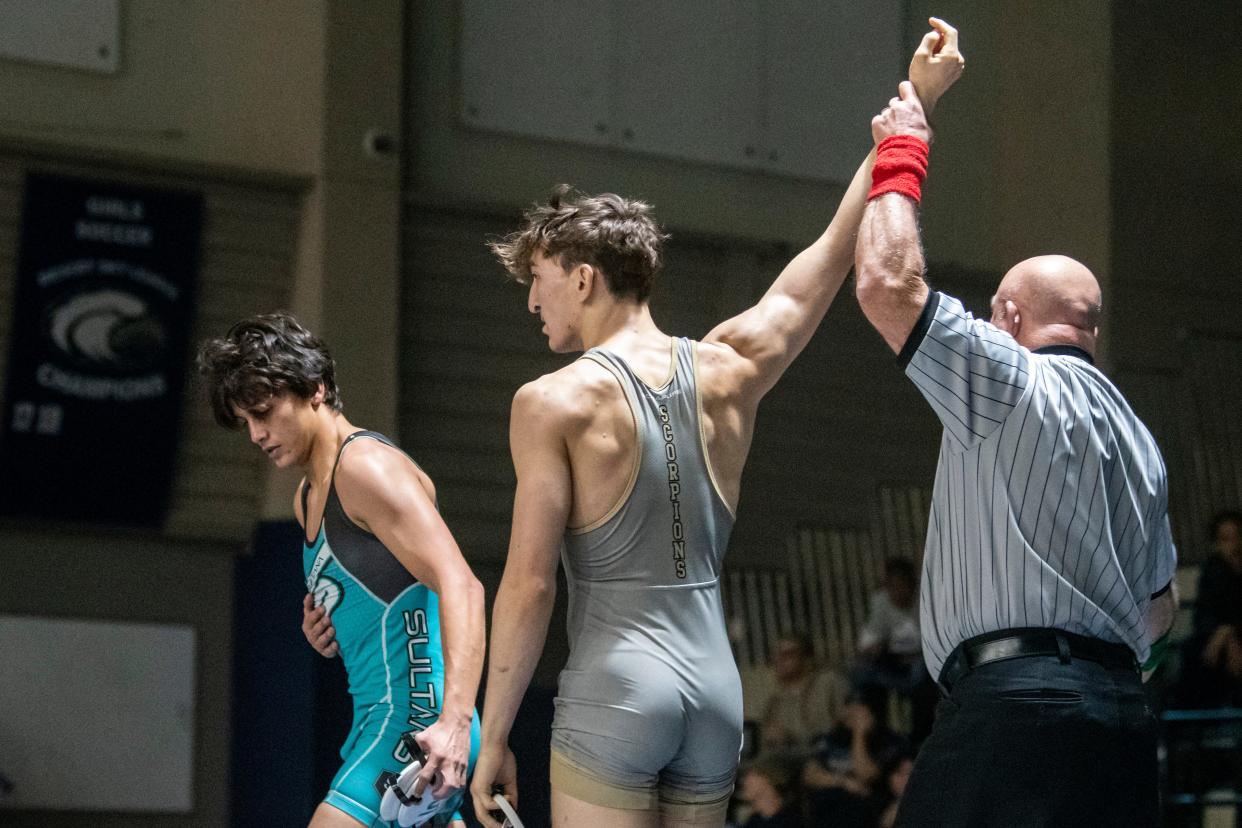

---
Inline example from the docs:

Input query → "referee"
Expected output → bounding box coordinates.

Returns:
[852,59,1178,828]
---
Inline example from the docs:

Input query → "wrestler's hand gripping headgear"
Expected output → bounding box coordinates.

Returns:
[377,734,449,827]
[491,791,524,828]
[378,733,525,827]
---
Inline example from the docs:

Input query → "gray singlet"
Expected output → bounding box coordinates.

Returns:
[550,337,742,798]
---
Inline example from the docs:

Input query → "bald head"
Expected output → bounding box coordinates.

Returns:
[990,255,1102,354]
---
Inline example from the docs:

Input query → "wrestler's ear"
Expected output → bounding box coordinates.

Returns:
[573,262,596,299]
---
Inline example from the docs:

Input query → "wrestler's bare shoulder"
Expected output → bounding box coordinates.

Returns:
[333,432,437,503]
[512,359,622,433]
[694,338,756,399]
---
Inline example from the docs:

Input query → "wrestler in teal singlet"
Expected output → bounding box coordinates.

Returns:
[303,431,480,827]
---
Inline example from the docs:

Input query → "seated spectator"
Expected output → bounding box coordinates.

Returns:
[755,632,847,756]
[802,687,907,828]
[852,557,937,742]
[1178,510,1242,707]
[736,754,804,828]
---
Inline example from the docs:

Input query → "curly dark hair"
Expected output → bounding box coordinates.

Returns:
[196,312,341,429]
[490,184,670,302]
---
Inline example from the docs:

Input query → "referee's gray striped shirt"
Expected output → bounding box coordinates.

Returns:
[901,292,1177,680]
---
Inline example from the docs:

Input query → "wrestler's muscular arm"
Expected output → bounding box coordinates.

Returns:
[471,379,575,828]
[333,441,486,801]
[701,145,875,397]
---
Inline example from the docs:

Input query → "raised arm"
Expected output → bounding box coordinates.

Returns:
[334,443,486,801]
[854,82,935,353]
[704,18,964,395]
[471,379,574,828]
[702,149,875,396]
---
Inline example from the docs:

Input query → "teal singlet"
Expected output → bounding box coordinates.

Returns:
[302,430,479,827]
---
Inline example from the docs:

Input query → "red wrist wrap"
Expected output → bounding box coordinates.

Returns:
[868,135,929,203]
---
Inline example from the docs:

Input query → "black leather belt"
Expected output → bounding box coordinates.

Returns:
[938,628,1136,694]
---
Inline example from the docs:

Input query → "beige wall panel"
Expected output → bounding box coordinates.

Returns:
[0,0,325,178]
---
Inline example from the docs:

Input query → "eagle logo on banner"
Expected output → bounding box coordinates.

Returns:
[45,288,166,373]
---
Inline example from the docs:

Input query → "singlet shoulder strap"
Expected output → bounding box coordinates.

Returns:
[579,347,634,385]
[329,429,400,482]
[329,430,438,510]
[580,337,681,394]
[567,351,643,535]
[672,336,696,386]
[339,429,394,452]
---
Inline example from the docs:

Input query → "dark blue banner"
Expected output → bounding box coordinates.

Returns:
[0,173,203,525]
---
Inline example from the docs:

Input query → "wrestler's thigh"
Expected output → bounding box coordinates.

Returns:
[552,786,659,828]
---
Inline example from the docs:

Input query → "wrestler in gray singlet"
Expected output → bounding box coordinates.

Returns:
[550,336,742,803]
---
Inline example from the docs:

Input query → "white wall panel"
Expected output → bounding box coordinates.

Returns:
[610,1,764,170]
[0,615,195,812]
[0,0,118,74]
[460,1,612,147]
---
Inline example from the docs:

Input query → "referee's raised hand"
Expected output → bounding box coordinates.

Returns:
[871,82,932,146]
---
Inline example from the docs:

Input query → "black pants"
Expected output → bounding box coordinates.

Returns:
[895,654,1158,827]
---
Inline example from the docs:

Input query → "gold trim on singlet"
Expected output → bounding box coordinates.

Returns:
[653,336,677,390]
[565,352,643,535]
[692,341,736,519]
